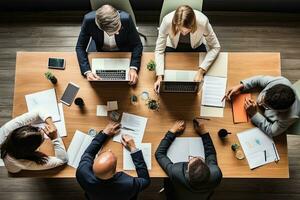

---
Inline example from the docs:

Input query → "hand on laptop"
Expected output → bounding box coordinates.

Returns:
[128,68,138,85]
[154,75,163,93]
[86,72,101,81]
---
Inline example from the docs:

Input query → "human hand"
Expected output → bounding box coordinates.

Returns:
[103,121,121,136]
[193,119,208,136]
[121,134,137,152]
[86,72,100,81]
[223,84,244,101]
[244,98,257,117]
[154,76,163,93]
[41,124,58,140]
[128,68,138,85]
[194,68,205,82]
[169,120,186,135]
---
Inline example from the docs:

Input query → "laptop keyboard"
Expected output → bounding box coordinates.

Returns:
[96,70,126,80]
[164,82,197,92]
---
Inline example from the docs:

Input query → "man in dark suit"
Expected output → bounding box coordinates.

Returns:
[76,121,150,200]
[155,120,222,200]
[76,4,143,85]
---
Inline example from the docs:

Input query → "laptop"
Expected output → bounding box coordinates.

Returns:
[160,70,201,93]
[91,58,130,82]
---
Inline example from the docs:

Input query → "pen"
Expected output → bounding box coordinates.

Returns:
[195,117,210,121]
[121,126,135,132]
[264,150,267,162]
[272,143,279,163]
[221,95,226,102]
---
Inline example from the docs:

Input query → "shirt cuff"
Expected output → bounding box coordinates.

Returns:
[129,66,138,71]
[84,70,92,76]
[130,148,141,154]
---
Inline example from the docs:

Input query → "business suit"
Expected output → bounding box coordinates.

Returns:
[241,75,300,137]
[155,132,222,200]
[76,11,143,75]
[76,132,150,200]
[155,10,221,76]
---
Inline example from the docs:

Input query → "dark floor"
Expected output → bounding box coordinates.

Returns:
[0,11,300,200]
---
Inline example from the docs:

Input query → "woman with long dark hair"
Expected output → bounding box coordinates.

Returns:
[0,108,68,173]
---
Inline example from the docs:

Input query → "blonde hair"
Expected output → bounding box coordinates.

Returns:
[95,4,121,33]
[171,5,197,35]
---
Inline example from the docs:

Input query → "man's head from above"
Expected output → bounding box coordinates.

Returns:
[187,156,210,186]
[264,84,295,110]
[95,4,121,36]
[93,149,117,180]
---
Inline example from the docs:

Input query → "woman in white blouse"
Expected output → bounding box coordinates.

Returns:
[0,108,68,173]
[154,5,221,93]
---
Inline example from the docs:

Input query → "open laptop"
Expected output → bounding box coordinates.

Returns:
[91,58,130,82]
[160,70,201,93]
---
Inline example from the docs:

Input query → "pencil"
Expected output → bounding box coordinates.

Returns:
[272,143,279,162]
[195,117,210,121]
[264,150,267,162]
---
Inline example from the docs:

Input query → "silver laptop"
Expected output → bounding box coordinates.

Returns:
[160,70,201,93]
[91,58,130,82]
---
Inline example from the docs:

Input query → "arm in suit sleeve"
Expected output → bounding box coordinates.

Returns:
[131,150,151,191]
[240,76,283,92]
[199,20,221,71]
[127,15,143,71]
[155,131,176,176]
[77,132,108,170]
[76,15,92,75]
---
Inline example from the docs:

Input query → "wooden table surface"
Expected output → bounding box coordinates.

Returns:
[12,52,289,178]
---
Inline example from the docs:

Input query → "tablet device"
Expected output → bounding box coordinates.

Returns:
[48,58,65,70]
[60,82,80,106]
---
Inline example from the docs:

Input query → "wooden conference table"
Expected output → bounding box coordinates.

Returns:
[12,52,289,178]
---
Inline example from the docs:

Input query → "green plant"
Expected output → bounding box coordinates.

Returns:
[147,59,156,71]
[44,71,57,84]
[231,143,240,151]
[147,99,159,110]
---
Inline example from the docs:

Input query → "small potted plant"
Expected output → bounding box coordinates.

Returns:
[147,59,156,71]
[231,143,245,160]
[44,71,57,84]
[146,98,159,111]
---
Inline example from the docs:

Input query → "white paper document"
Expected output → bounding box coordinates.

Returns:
[25,88,60,122]
[123,143,151,170]
[113,113,148,144]
[200,52,228,78]
[97,105,108,116]
[167,137,205,163]
[67,130,93,168]
[0,158,4,166]
[201,76,227,108]
[237,128,280,169]
[200,106,224,118]
[32,103,67,137]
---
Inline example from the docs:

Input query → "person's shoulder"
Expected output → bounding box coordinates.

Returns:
[119,10,130,20]
[194,10,209,25]
[83,11,96,22]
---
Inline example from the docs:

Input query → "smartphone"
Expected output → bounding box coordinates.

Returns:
[48,58,65,70]
[60,82,80,106]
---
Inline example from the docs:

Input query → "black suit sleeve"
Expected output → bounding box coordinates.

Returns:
[77,132,108,170]
[131,150,151,191]
[127,15,143,71]
[155,131,176,176]
[76,15,91,75]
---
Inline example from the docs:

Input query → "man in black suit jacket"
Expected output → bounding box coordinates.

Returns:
[76,4,143,85]
[155,120,222,200]
[76,122,150,200]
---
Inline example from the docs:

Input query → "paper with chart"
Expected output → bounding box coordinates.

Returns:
[237,128,280,169]
[199,52,228,77]
[201,76,227,108]
[25,88,60,122]
[113,113,148,144]
[123,143,151,170]
[167,137,205,163]
[67,130,93,168]
[32,103,67,137]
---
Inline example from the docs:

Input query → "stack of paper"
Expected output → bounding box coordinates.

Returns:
[167,137,205,163]
[232,93,251,123]
[113,112,148,144]
[67,130,94,168]
[237,128,280,169]
[123,143,151,170]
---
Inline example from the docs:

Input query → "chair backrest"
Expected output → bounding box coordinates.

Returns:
[159,0,203,26]
[286,80,300,135]
[90,0,137,26]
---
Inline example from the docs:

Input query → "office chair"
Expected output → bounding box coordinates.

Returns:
[286,80,300,135]
[159,0,203,26]
[90,0,147,41]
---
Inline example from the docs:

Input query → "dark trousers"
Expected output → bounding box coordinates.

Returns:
[165,43,207,52]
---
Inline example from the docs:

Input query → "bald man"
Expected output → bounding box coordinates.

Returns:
[76,122,150,200]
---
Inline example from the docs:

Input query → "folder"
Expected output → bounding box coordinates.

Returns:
[232,93,251,123]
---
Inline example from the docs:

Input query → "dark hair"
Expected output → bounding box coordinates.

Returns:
[0,125,48,165]
[188,158,210,185]
[265,84,295,110]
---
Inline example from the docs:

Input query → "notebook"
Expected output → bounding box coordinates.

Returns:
[232,93,251,123]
